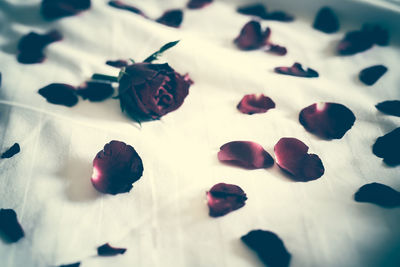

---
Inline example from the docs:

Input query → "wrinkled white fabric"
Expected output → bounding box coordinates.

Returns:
[0,0,400,266]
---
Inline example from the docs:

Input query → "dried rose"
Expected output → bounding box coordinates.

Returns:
[207,183,247,217]
[91,140,143,195]
[41,0,91,20]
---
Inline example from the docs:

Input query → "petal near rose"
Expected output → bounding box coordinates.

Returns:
[355,183,400,208]
[375,100,400,117]
[1,143,20,159]
[313,7,339,33]
[108,1,147,17]
[38,83,79,107]
[234,20,271,50]
[274,62,318,78]
[237,94,275,115]
[97,243,127,256]
[299,102,356,139]
[187,0,213,9]
[241,230,291,267]
[0,209,25,243]
[274,138,324,181]
[372,127,400,166]
[359,65,387,86]
[218,141,274,169]
[92,140,143,195]
[207,183,247,217]
[77,81,114,102]
[156,9,184,28]
[41,0,91,20]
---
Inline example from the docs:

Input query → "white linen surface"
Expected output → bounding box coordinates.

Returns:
[0,0,400,266]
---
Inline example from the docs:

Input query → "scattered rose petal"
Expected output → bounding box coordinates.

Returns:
[156,9,184,28]
[359,65,387,86]
[59,262,80,267]
[355,183,400,208]
[274,138,324,181]
[218,141,274,169]
[376,100,400,117]
[1,143,20,159]
[274,62,318,78]
[38,83,78,107]
[264,11,294,22]
[187,0,213,9]
[92,140,143,195]
[77,81,114,102]
[106,59,129,68]
[97,243,127,256]
[241,230,291,267]
[108,1,147,17]
[234,20,271,50]
[372,127,400,166]
[313,7,339,33]
[237,94,275,115]
[41,0,91,20]
[237,4,294,22]
[299,102,356,139]
[264,44,287,55]
[17,30,63,64]
[0,209,24,243]
[207,183,247,217]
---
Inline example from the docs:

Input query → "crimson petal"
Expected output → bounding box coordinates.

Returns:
[77,81,114,102]
[237,4,269,18]
[372,127,400,166]
[156,9,184,28]
[274,62,318,78]
[274,138,324,181]
[108,1,147,17]
[38,83,78,107]
[106,59,129,68]
[17,30,63,64]
[264,11,294,22]
[241,230,291,267]
[97,243,127,256]
[237,94,275,115]
[218,141,274,169]
[59,263,80,267]
[376,100,400,117]
[359,65,387,86]
[187,0,213,9]
[92,140,143,195]
[0,209,24,243]
[265,44,287,55]
[234,21,271,50]
[1,143,20,159]
[299,102,356,139]
[207,183,247,217]
[355,183,400,208]
[313,7,339,33]
[41,0,91,20]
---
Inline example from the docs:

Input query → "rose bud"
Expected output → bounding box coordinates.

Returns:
[118,63,193,122]
[91,140,143,195]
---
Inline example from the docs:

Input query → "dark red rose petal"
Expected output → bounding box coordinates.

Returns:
[156,9,184,28]
[187,0,213,9]
[1,143,20,159]
[264,44,287,55]
[299,102,356,139]
[97,243,127,256]
[274,138,324,181]
[241,230,291,267]
[92,140,143,195]
[237,94,275,115]
[237,4,269,18]
[38,83,78,107]
[372,127,400,166]
[362,24,389,46]
[376,100,400,117]
[106,59,129,68]
[41,0,91,20]
[17,30,63,64]
[355,183,400,208]
[77,81,114,102]
[274,62,318,78]
[207,183,247,217]
[0,209,24,243]
[108,1,147,17]
[234,20,271,50]
[359,65,387,86]
[264,11,294,22]
[59,262,80,267]
[313,7,339,33]
[218,141,274,169]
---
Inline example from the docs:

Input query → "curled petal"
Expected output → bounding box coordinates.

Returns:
[97,243,127,256]
[355,183,400,208]
[274,138,324,181]
[299,102,356,139]
[241,230,291,267]
[156,9,184,28]
[41,0,91,20]
[313,7,339,33]
[234,21,271,50]
[38,83,79,107]
[0,209,24,243]
[108,1,147,17]
[375,100,400,117]
[359,65,387,86]
[372,127,400,166]
[207,183,247,217]
[218,141,274,169]
[77,81,114,102]
[237,94,275,115]
[92,140,143,195]
[274,62,318,78]
[106,59,129,68]
[265,44,287,55]
[1,143,20,159]
[187,0,213,9]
